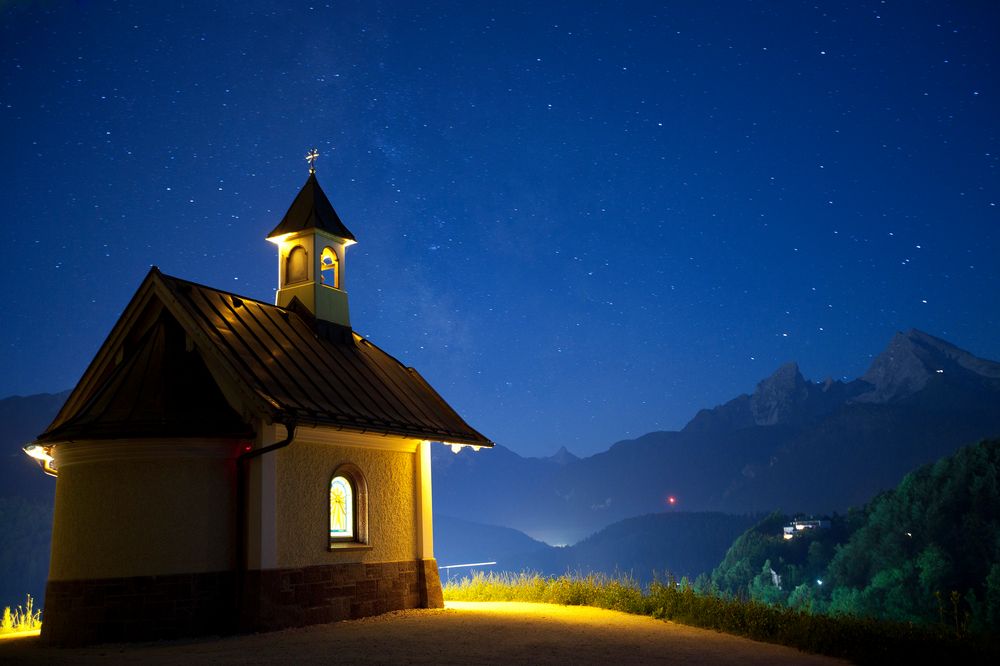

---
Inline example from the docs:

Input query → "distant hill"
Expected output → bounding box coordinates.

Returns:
[434,514,551,569]
[434,330,1000,544]
[708,438,1000,634]
[516,511,761,583]
[434,511,760,584]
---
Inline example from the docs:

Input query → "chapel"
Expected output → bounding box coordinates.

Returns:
[26,158,491,646]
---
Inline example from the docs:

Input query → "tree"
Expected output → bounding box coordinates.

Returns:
[749,559,787,606]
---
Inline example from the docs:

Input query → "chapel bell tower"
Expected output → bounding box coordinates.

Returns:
[267,150,356,328]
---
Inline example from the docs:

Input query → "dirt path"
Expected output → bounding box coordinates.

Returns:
[0,601,847,665]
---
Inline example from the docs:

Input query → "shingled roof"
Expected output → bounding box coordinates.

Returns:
[38,269,491,447]
[266,172,356,242]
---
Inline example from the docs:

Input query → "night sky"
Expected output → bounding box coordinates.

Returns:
[2,1,998,457]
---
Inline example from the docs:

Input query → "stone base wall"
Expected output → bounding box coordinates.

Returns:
[41,559,443,647]
[241,558,443,632]
[41,570,238,647]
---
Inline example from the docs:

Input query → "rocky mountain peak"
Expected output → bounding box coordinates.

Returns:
[757,361,805,390]
[855,329,1000,403]
[750,362,811,426]
[548,445,579,465]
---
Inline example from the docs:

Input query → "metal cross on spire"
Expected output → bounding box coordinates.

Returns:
[306,148,319,174]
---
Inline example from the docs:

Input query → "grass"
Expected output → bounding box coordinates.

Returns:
[444,572,999,665]
[1,595,42,636]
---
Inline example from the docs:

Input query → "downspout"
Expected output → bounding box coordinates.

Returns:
[235,418,296,631]
[239,419,298,465]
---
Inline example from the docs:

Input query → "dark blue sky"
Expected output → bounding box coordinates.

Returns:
[2,1,998,457]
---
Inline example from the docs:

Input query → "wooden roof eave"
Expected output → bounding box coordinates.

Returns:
[284,411,492,447]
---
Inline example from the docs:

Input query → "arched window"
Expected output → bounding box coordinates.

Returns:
[320,246,340,288]
[329,476,354,539]
[329,463,368,548]
[285,246,308,285]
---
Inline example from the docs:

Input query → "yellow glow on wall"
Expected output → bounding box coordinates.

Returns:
[285,245,309,285]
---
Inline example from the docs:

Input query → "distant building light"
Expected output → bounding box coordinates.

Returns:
[816,579,823,586]
[782,519,830,540]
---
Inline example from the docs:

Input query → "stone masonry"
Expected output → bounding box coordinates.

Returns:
[42,559,444,647]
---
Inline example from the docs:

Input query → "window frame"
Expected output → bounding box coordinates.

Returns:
[328,462,369,551]
[320,246,340,289]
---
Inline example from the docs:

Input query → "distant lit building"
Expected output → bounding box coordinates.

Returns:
[782,519,830,540]
[26,162,491,646]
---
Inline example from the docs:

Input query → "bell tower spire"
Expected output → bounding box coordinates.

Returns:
[266,150,356,328]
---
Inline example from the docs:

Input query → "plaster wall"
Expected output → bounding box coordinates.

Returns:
[274,232,351,326]
[48,439,240,581]
[275,436,417,569]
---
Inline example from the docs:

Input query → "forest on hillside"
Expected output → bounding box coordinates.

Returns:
[703,438,1000,635]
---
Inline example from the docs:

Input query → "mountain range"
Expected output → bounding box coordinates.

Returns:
[433,329,1000,544]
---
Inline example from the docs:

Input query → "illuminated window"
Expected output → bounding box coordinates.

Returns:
[285,246,308,285]
[329,463,368,548]
[329,476,354,539]
[320,246,340,288]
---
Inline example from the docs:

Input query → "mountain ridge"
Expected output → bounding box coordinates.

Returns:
[433,329,1000,543]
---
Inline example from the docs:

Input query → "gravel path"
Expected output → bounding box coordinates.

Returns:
[0,601,847,665]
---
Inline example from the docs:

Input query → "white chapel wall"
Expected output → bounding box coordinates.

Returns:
[275,434,418,569]
[48,439,241,581]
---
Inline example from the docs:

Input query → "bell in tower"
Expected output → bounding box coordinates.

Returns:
[267,150,356,328]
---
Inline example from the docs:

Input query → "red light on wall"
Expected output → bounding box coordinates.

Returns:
[667,496,677,505]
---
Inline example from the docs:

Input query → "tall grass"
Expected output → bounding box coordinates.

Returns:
[0,594,42,635]
[444,572,998,665]
[446,571,645,611]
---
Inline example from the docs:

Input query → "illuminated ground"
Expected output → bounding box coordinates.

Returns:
[0,602,845,664]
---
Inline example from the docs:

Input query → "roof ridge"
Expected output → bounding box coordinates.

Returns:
[157,270,283,311]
